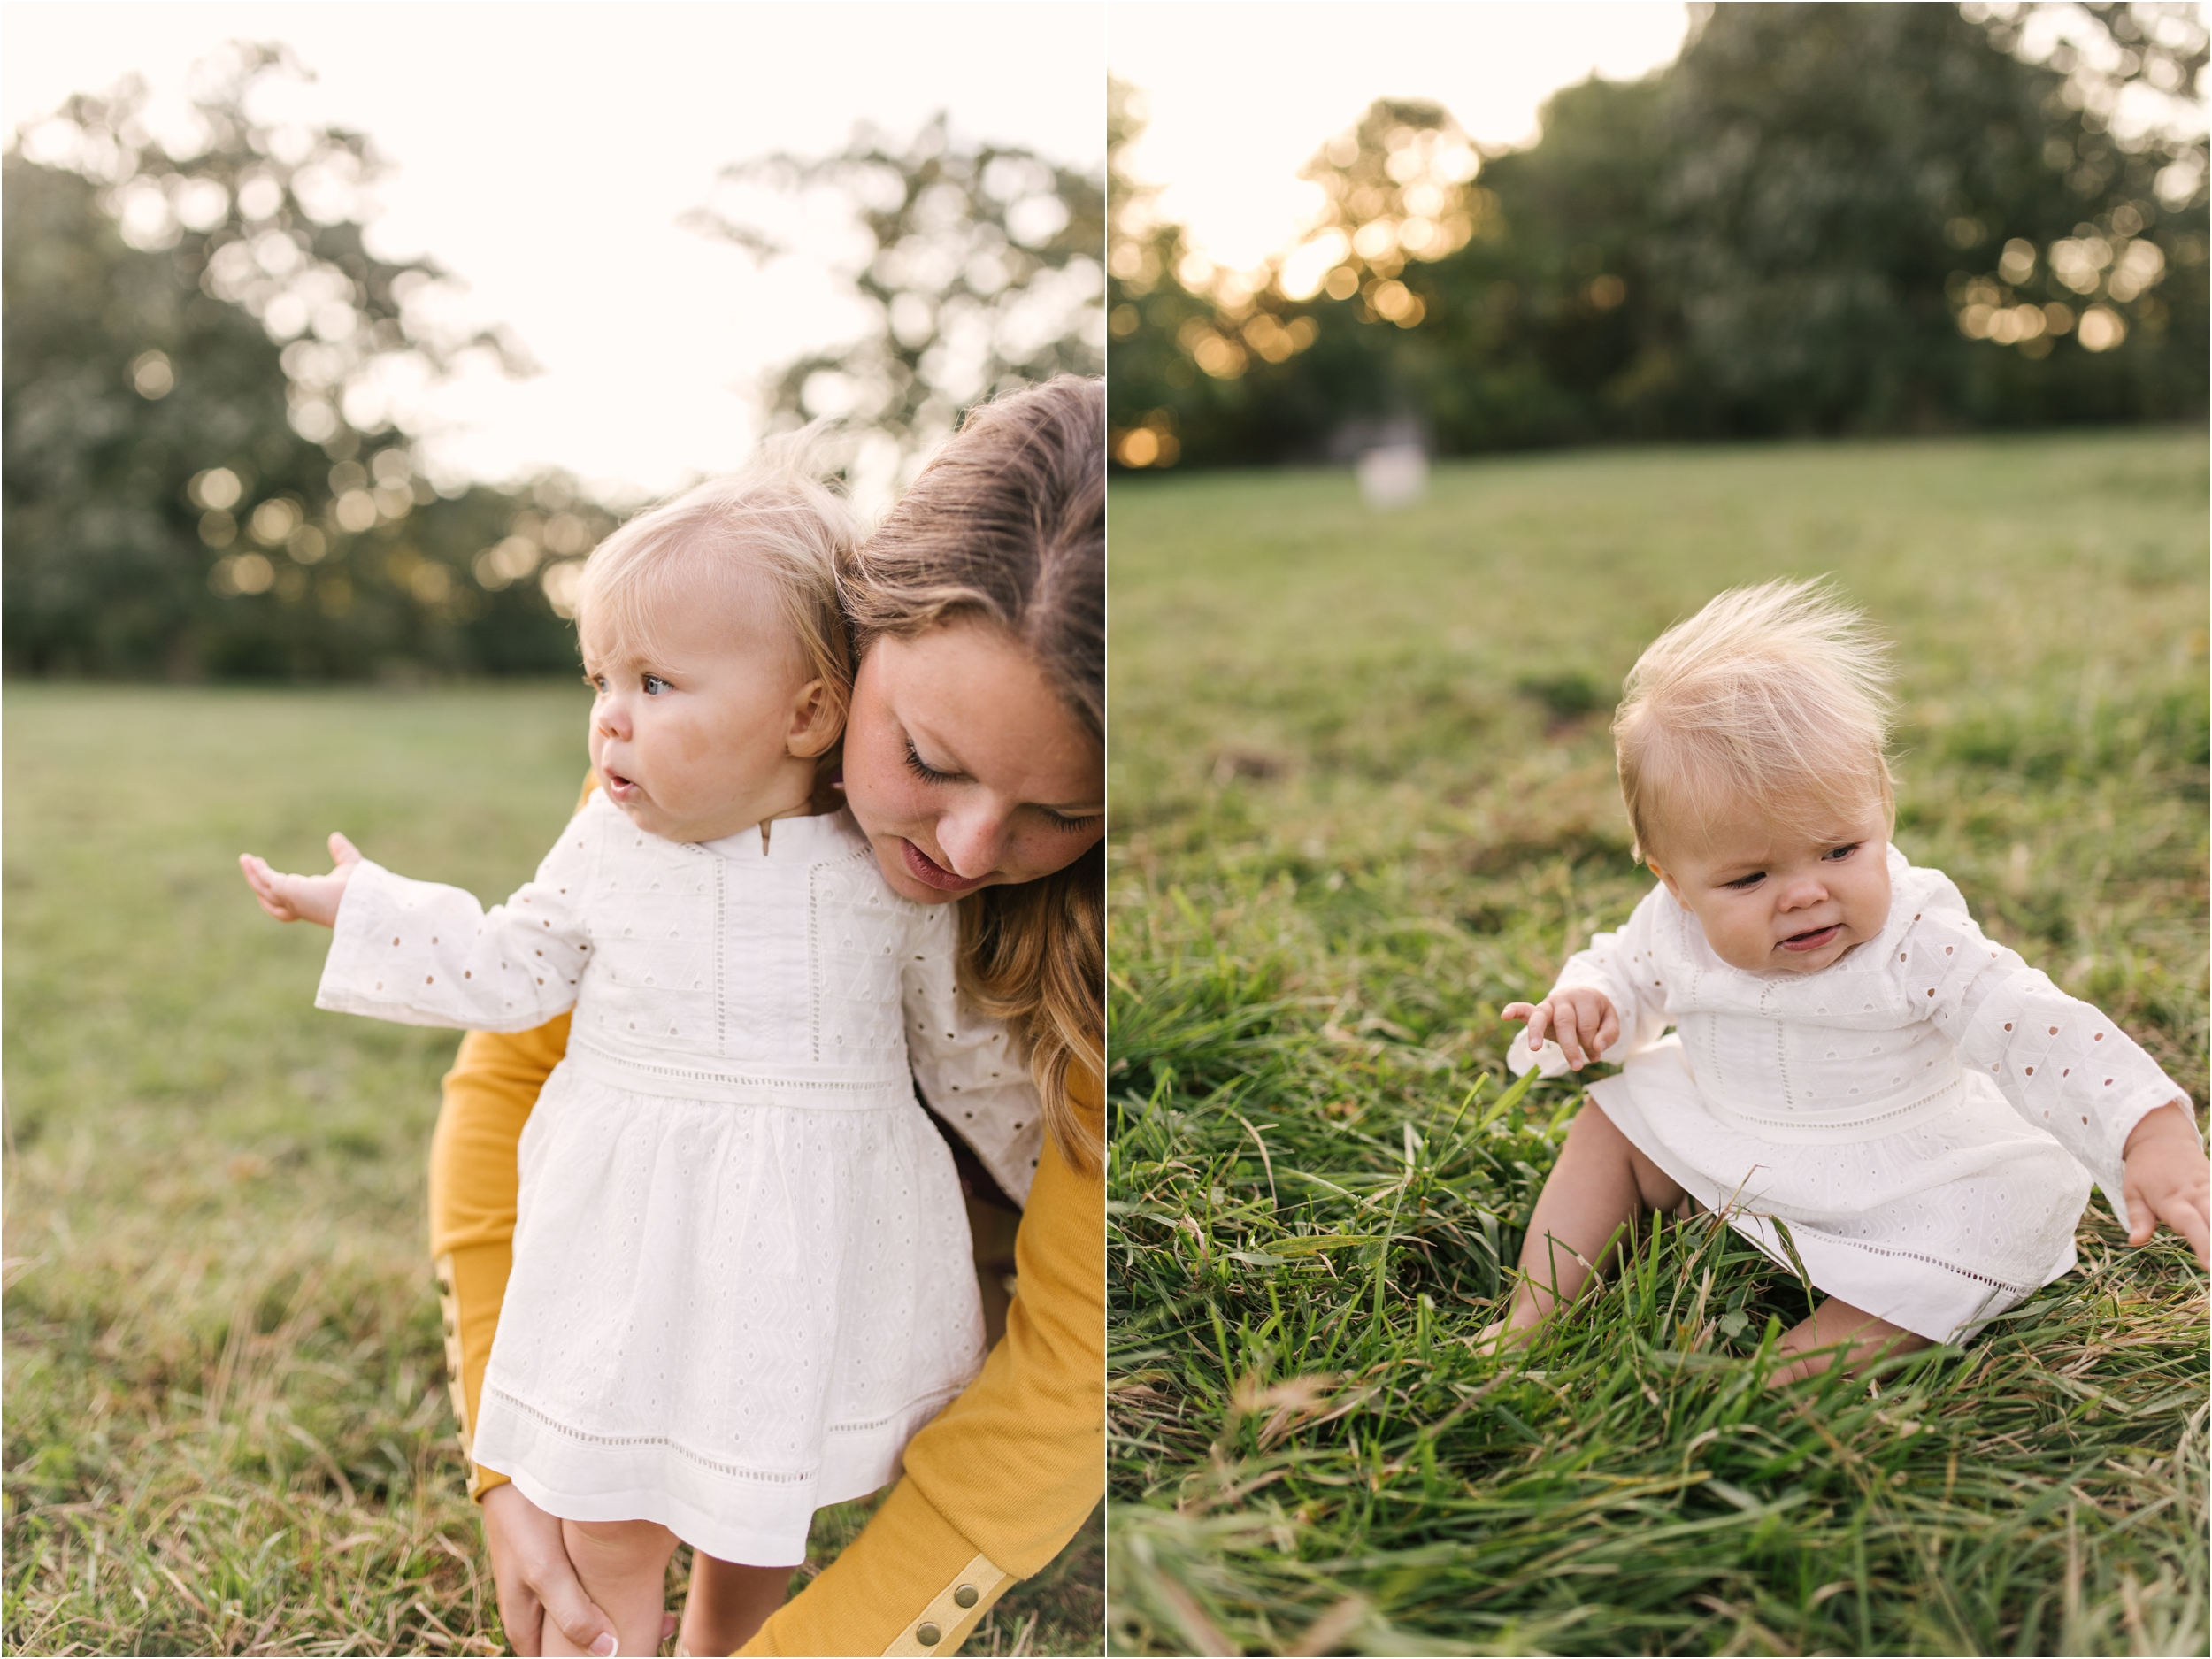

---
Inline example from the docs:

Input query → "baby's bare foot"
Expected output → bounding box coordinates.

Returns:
[1470,1312,1540,1354]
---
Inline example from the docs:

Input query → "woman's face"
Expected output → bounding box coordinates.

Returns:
[842,620,1104,903]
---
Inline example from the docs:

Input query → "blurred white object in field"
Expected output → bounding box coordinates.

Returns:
[1356,443,1428,510]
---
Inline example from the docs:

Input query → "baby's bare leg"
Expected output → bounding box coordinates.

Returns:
[542,1519,679,1657]
[1769,1298,1928,1387]
[1495,1102,1686,1335]
[675,1555,791,1656]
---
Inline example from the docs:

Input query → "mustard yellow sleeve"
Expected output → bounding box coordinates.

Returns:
[430,1016,572,1500]
[741,1074,1104,1657]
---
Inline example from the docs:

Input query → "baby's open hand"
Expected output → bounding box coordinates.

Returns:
[1502,987,1619,1069]
[239,833,363,928]
[2121,1102,2209,1267]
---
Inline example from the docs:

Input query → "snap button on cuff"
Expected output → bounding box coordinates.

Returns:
[916,1623,941,1646]
[953,1585,979,1609]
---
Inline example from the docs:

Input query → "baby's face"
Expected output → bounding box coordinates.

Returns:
[1646,798,1893,975]
[579,590,831,844]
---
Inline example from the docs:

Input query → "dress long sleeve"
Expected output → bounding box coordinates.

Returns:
[1905,873,2190,1227]
[318,828,597,1033]
[1507,886,1673,1079]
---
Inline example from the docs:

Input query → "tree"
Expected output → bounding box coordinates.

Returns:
[1104,76,1363,470]
[687,113,1104,493]
[1107,2,2208,467]
[1641,0,2208,433]
[4,44,593,678]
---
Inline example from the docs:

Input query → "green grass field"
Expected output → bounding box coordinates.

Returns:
[2,682,1100,1656]
[1106,431,2208,1656]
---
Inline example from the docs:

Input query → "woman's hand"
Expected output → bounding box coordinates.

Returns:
[480,1483,621,1657]
[2121,1101,2210,1266]
[1503,988,1619,1070]
[239,832,362,927]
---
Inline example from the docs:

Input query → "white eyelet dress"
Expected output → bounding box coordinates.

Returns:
[314,795,1046,1565]
[1509,847,2193,1343]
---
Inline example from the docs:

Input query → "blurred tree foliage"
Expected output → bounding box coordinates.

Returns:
[689,113,1104,488]
[1110,1,2209,470]
[4,44,608,679]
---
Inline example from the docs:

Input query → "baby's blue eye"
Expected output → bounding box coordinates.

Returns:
[641,673,669,695]
[1823,842,1862,862]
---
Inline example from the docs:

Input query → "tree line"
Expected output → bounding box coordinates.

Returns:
[1108,2,2208,472]
[4,44,1102,679]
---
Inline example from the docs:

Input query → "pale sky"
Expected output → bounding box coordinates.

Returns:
[1111,3,1693,275]
[6,3,1698,498]
[4,2,1106,501]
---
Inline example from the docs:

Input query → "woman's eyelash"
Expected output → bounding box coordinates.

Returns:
[903,741,955,784]
[903,739,1097,830]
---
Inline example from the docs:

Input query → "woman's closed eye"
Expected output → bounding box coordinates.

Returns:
[905,739,1098,830]
[903,739,956,785]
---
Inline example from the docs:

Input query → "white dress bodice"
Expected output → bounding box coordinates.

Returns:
[318,792,1043,1202]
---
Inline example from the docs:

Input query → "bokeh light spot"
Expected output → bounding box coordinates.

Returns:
[131,350,174,399]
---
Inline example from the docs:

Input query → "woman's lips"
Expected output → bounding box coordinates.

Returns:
[1779,923,1841,954]
[900,837,985,894]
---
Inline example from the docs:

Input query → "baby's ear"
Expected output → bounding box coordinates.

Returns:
[785,677,847,759]
[1647,856,1683,902]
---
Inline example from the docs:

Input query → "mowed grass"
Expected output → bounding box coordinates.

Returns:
[2,682,1100,1656]
[1105,431,2208,1656]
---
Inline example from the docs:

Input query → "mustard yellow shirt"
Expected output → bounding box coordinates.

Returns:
[426,803,1102,1656]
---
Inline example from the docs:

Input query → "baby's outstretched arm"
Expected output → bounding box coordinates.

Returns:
[1503,987,1619,1070]
[2121,1102,2210,1266]
[240,833,363,927]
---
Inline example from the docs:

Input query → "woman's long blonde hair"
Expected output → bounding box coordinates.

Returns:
[839,378,1104,1169]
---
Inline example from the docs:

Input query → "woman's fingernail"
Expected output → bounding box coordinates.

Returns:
[591,1636,618,1657]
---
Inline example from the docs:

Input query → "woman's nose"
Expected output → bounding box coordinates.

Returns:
[937,803,1011,879]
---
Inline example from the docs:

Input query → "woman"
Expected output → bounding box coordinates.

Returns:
[428,379,1104,1657]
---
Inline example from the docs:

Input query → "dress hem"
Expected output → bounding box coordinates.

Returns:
[472,1381,968,1565]
[1586,1038,2086,1343]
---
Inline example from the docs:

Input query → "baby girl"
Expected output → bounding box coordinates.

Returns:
[1496,579,2208,1381]
[241,444,1036,1653]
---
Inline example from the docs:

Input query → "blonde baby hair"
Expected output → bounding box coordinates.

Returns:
[1612,576,1896,865]
[574,425,864,723]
